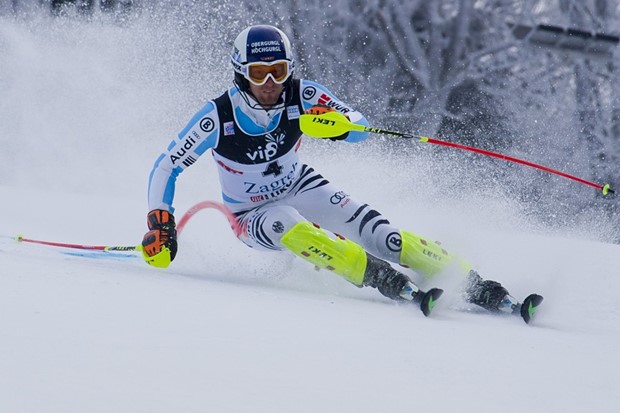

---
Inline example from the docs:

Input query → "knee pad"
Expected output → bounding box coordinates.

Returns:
[281,221,367,286]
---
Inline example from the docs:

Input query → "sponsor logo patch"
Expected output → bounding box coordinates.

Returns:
[286,105,300,120]
[302,86,316,100]
[272,221,285,233]
[169,134,201,165]
[330,191,350,207]
[317,93,351,114]
[224,121,235,136]
[386,232,402,252]
[200,117,214,132]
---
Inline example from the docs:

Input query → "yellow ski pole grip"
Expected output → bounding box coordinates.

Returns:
[142,246,172,268]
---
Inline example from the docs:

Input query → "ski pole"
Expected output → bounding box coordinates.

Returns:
[299,111,615,195]
[4,201,241,254]
[176,200,242,236]
[12,234,141,251]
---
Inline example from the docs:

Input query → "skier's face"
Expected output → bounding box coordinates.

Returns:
[249,78,283,108]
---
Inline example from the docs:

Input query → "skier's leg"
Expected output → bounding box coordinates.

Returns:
[399,233,521,312]
[236,204,305,251]
[285,166,465,277]
[284,165,517,311]
[237,203,425,302]
[281,220,435,302]
[399,234,522,312]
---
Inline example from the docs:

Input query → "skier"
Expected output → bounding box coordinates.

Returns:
[141,24,537,318]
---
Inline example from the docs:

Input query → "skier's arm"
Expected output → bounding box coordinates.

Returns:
[299,80,369,143]
[147,101,220,213]
[143,101,220,267]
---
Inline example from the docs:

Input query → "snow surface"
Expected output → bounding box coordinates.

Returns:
[1,10,619,413]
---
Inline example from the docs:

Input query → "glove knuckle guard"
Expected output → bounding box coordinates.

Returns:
[305,104,334,115]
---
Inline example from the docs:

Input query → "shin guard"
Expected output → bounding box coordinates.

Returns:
[400,230,471,277]
[281,221,367,286]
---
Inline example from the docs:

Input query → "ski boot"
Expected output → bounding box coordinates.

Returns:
[363,254,443,316]
[464,270,543,323]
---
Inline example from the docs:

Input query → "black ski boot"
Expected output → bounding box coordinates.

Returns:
[465,270,544,323]
[363,254,443,316]
[464,270,519,314]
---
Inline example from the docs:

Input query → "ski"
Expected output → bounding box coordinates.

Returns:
[416,288,444,317]
[517,294,544,324]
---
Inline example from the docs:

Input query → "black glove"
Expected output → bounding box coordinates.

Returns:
[141,209,178,267]
[305,104,349,141]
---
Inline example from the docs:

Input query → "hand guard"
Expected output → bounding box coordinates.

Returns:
[305,104,349,141]
[141,209,178,268]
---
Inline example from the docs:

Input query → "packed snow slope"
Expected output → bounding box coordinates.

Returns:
[1,9,619,413]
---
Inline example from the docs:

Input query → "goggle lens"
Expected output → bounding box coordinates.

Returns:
[247,61,289,85]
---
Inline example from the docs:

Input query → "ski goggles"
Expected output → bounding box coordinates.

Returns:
[245,60,291,86]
